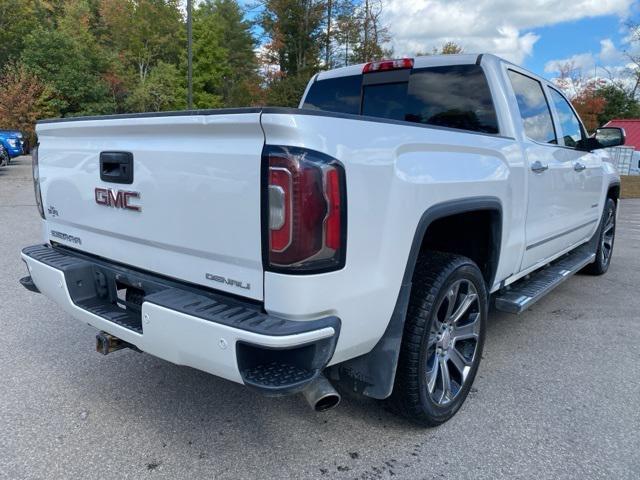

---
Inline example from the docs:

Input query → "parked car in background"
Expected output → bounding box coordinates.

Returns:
[0,131,24,161]
[0,129,29,154]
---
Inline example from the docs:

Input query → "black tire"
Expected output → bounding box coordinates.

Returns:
[583,198,616,276]
[389,252,487,427]
[0,147,8,167]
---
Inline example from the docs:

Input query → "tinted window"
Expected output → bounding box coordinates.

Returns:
[508,70,556,144]
[303,64,500,135]
[405,65,499,134]
[549,88,584,147]
[302,75,361,115]
[362,82,407,121]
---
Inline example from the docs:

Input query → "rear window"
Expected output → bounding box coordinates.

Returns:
[362,82,406,121]
[302,64,499,135]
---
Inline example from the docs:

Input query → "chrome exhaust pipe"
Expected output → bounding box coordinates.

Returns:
[302,374,341,412]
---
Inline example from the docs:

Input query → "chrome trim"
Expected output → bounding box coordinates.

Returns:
[530,160,549,173]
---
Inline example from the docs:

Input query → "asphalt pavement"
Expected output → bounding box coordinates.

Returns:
[1,155,639,479]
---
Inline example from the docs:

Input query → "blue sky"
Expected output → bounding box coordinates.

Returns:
[236,0,639,82]
[525,14,631,77]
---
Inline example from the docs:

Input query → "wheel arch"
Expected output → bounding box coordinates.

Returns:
[607,181,620,203]
[328,196,503,400]
[401,197,503,289]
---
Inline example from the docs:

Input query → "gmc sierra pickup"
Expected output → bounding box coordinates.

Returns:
[20,54,624,426]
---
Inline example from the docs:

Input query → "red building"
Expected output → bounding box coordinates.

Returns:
[603,119,640,150]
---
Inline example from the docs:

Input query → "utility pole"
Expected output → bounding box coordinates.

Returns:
[325,0,333,68]
[187,0,193,110]
[364,0,369,62]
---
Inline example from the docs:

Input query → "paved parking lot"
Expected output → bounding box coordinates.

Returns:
[1,156,639,479]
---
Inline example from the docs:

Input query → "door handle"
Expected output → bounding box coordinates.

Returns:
[573,162,586,172]
[531,161,549,173]
[100,151,134,184]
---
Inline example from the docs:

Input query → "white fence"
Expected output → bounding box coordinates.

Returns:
[607,146,639,176]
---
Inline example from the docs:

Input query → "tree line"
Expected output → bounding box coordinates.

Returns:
[0,0,393,138]
[1,1,639,140]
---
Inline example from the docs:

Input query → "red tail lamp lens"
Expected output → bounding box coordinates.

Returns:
[265,146,346,272]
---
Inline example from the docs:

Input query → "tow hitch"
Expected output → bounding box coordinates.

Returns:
[95,332,138,355]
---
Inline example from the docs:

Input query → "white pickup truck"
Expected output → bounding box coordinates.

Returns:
[21,54,624,426]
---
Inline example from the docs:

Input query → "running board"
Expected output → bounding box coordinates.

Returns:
[494,248,596,314]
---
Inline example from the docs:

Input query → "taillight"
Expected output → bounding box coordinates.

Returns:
[32,144,45,219]
[264,146,346,273]
[363,58,414,73]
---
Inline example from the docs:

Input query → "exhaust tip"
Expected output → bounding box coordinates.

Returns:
[302,375,341,412]
[313,392,341,412]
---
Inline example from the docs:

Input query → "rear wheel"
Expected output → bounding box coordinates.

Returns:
[583,198,616,275]
[389,252,487,426]
[0,146,8,167]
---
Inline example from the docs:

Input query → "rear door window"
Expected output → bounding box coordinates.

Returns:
[507,70,557,144]
[405,65,499,134]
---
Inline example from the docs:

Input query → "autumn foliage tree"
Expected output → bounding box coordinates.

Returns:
[0,0,398,125]
[571,80,607,133]
[0,64,57,141]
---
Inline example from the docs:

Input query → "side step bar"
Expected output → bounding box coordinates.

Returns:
[494,247,595,314]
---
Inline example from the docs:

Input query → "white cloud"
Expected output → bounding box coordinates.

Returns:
[382,0,634,64]
[544,53,598,75]
[544,37,628,75]
[599,38,623,63]
[543,35,639,98]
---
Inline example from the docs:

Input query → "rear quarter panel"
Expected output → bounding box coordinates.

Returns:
[261,112,526,363]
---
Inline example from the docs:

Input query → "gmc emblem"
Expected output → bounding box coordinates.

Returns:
[95,188,141,212]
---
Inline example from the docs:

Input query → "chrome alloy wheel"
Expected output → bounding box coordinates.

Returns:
[425,279,481,405]
[601,207,615,266]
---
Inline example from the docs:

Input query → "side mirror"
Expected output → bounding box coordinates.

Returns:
[594,127,625,148]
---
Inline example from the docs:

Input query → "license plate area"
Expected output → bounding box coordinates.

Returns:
[64,263,163,334]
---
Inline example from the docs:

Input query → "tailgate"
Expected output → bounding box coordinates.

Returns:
[35,111,266,300]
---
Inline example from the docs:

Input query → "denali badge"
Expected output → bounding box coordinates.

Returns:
[95,188,141,212]
[206,273,251,290]
[51,230,82,245]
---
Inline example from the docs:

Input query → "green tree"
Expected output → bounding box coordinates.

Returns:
[125,61,185,112]
[21,27,113,116]
[596,84,640,126]
[100,0,184,82]
[260,0,325,77]
[0,0,41,66]
[264,72,310,107]
[348,0,392,64]
[322,0,358,68]
[211,0,260,106]
[192,6,228,108]
[417,41,464,56]
[192,0,259,108]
